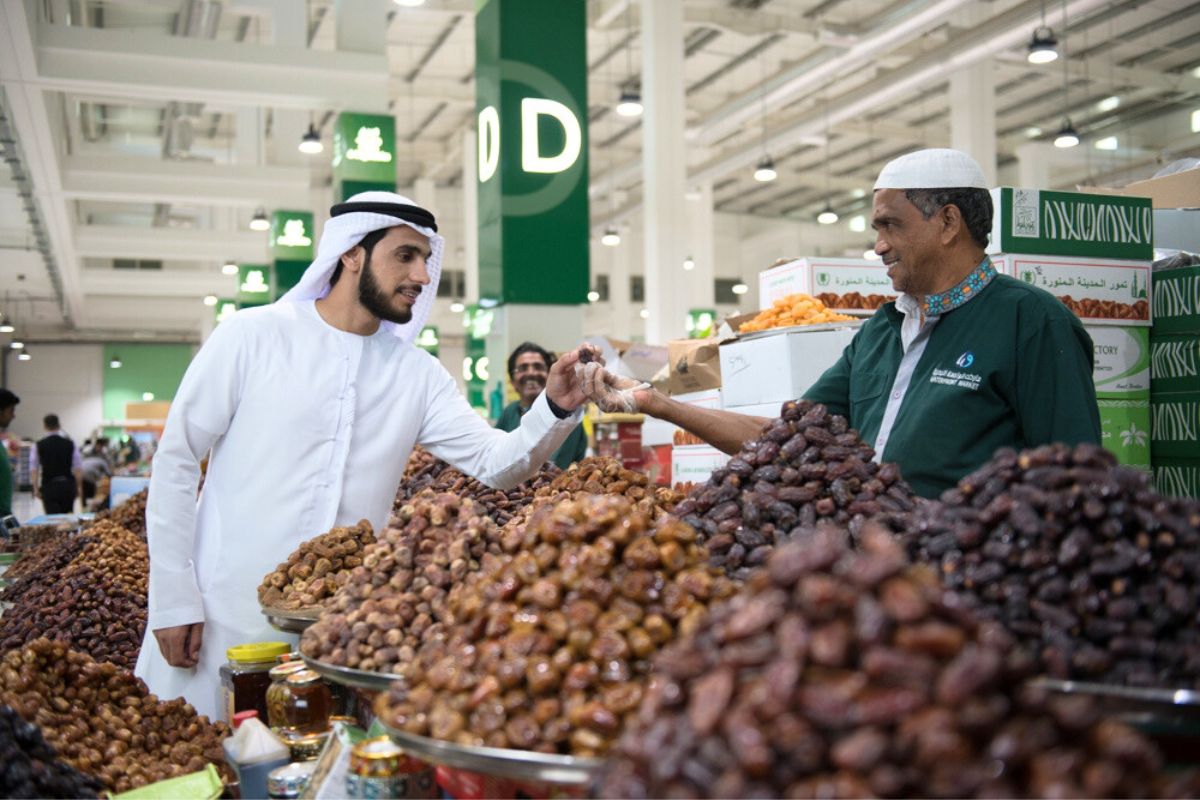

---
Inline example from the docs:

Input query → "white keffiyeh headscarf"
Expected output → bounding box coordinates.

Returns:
[279,190,444,342]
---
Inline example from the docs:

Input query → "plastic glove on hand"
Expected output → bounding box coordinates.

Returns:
[580,361,649,413]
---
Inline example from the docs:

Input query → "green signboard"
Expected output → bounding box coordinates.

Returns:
[989,188,1154,261]
[686,308,718,339]
[237,264,271,305]
[475,0,589,305]
[463,305,494,410]
[415,325,440,357]
[269,211,315,261]
[332,112,397,185]
[214,298,237,324]
[274,261,308,300]
[336,180,397,203]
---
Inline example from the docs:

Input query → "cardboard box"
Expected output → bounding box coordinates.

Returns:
[667,338,722,395]
[671,444,730,486]
[988,187,1154,260]
[758,258,895,314]
[1087,326,1149,399]
[1154,458,1200,499]
[1080,166,1200,210]
[722,400,789,419]
[992,253,1151,327]
[1150,334,1200,396]
[1098,398,1151,469]
[1151,266,1200,336]
[1153,209,1200,252]
[1151,395,1200,460]
[582,336,668,383]
[718,325,859,408]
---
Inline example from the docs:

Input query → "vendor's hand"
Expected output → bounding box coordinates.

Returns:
[153,622,204,668]
[545,344,603,411]
[581,362,650,413]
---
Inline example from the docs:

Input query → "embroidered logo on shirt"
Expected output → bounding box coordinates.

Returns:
[956,351,975,368]
[930,368,982,391]
[924,258,998,316]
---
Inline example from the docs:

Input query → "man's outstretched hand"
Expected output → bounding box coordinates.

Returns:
[580,362,650,413]
[545,344,604,411]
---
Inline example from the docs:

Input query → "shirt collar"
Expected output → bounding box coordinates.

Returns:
[916,256,997,317]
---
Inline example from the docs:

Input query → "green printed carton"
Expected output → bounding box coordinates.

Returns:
[1151,395,1200,461]
[1150,334,1200,396]
[1152,266,1200,336]
[1097,398,1151,470]
[1154,459,1200,500]
[1087,326,1149,399]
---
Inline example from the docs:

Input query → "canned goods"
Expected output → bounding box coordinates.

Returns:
[346,737,436,799]
[267,761,316,799]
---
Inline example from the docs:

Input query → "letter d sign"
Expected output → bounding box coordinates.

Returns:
[520,98,581,174]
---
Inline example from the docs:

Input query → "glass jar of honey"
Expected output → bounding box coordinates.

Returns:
[265,661,309,729]
[282,668,333,735]
[218,642,290,723]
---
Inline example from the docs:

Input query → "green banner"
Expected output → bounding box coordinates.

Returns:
[475,0,589,305]
[214,298,237,324]
[415,325,440,357]
[332,112,397,185]
[274,260,308,300]
[269,211,315,261]
[237,264,271,305]
[335,180,397,203]
[989,187,1154,261]
[686,308,718,339]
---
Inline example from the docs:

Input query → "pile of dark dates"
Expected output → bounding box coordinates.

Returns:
[903,443,1200,688]
[673,400,915,578]
[598,523,1199,799]
[0,705,103,799]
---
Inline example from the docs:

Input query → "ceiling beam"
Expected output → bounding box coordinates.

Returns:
[74,225,269,263]
[61,155,311,208]
[80,268,239,298]
[30,18,390,110]
[992,52,1200,95]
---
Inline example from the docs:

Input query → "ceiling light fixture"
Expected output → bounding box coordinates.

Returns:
[1094,136,1118,151]
[817,204,839,225]
[10,341,24,350]
[863,249,881,261]
[449,301,465,313]
[142,392,155,401]
[731,282,749,296]
[682,256,695,271]
[616,89,643,117]
[601,226,621,247]
[17,352,30,362]
[1025,126,1044,138]
[249,208,270,231]
[393,0,425,6]
[298,123,323,154]
[203,295,218,306]
[222,259,238,276]
[587,290,601,303]
[753,155,777,182]
[0,323,13,333]
[1027,26,1059,64]
[1096,95,1120,113]
[1054,118,1080,148]
[110,355,123,369]
[639,308,650,319]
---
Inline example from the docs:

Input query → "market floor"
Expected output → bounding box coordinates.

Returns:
[11,491,47,523]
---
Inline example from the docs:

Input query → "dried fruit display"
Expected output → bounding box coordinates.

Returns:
[374,495,738,758]
[93,489,148,537]
[0,640,231,794]
[816,291,892,311]
[597,523,1195,799]
[1058,296,1150,322]
[300,494,501,675]
[257,520,375,610]
[0,705,104,799]
[672,400,915,578]
[0,522,147,669]
[1,534,86,593]
[739,293,855,333]
[395,446,454,499]
[673,430,706,447]
[903,443,1200,688]
[11,523,72,553]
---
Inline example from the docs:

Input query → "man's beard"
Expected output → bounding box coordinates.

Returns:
[358,256,413,325]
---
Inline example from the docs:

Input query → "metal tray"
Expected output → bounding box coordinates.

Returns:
[302,655,408,692]
[737,318,864,341]
[1029,677,1200,728]
[380,722,603,786]
[261,604,322,633]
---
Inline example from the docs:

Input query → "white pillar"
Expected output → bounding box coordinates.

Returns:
[683,181,716,318]
[414,177,437,216]
[235,108,265,166]
[640,0,688,344]
[1015,142,1054,188]
[948,7,996,185]
[461,128,479,304]
[335,0,388,55]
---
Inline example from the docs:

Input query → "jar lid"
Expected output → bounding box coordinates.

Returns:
[232,710,258,728]
[267,761,316,795]
[285,668,323,687]
[269,661,308,680]
[226,642,290,664]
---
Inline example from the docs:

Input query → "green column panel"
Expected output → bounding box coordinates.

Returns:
[335,180,398,203]
[475,0,589,305]
[274,261,309,300]
[332,113,397,185]
[269,211,315,261]
[214,298,237,324]
[464,306,494,411]
[102,343,194,421]
[686,309,718,339]
[415,325,440,357]
[237,264,271,305]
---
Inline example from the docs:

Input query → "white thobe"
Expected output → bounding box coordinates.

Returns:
[134,301,581,719]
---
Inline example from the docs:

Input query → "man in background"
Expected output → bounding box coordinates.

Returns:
[0,389,19,520]
[31,414,83,514]
[495,342,588,469]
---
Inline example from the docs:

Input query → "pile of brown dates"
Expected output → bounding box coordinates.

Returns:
[257,520,375,610]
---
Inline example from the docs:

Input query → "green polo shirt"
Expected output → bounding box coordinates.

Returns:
[804,273,1100,498]
[0,443,12,517]
[495,399,588,470]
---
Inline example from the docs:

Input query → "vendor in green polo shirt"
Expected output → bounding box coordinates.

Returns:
[495,342,589,470]
[581,148,1101,498]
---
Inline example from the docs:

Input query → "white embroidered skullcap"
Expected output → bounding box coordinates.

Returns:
[873,148,989,190]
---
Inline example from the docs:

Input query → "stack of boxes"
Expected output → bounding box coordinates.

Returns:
[989,188,1155,471]
[1150,262,1200,497]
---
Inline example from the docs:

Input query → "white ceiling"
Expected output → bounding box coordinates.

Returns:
[1,0,1198,343]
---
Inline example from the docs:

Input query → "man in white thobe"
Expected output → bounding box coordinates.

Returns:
[135,192,593,719]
